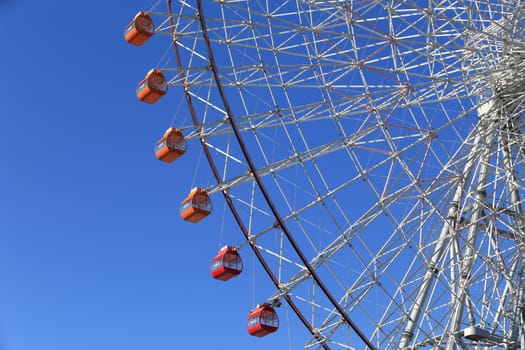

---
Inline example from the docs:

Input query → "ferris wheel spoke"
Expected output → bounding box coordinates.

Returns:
[237,116,470,284]
[258,157,470,344]
[304,196,456,345]
[294,117,524,348]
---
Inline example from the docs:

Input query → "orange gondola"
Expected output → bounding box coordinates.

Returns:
[136,69,168,104]
[180,188,212,223]
[155,128,186,163]
[124,12,155,46]
[210,246,242,281]
[247,304,279,337]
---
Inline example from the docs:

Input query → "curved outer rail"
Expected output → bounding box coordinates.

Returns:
[195,1,377,349]
[166,1,331,348]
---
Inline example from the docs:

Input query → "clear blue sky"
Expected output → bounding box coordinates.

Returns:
[1,1,306,349]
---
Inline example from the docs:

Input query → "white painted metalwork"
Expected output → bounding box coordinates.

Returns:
[138,1,525,348]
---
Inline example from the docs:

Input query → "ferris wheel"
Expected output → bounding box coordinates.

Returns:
[124,1,525,349]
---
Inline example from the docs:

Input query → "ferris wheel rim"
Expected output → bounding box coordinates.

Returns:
[194,1,378,348]
[165,1,335,348]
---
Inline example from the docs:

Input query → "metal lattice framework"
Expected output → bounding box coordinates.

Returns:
[133,0,525,348]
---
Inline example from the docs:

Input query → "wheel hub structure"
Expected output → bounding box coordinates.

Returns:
[133,1,525,349]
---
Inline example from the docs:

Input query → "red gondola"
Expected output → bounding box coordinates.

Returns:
[136,69,168,104]
[155,128,186,163]
[180,188,212,223]
[210,246,242,281]
[247,304,279,337]
[124,12,155,46]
